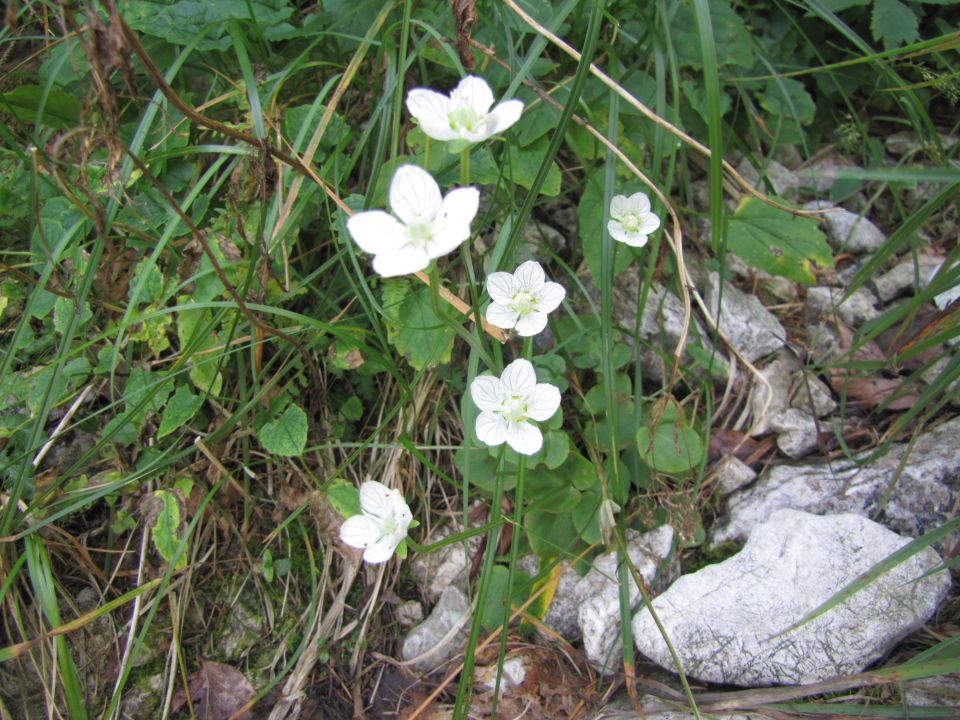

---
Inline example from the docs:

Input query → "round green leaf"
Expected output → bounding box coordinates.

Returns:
[257,403,308,457]
[637,421,704,475]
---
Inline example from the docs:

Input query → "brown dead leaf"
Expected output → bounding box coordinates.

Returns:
[170,660,254,720]
[829,373,919,410]
[452,0,478,70]
[707,428,763,462]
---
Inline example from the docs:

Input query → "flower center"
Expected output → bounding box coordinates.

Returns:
[380,515,399,537]
[509,289,538,316]
[449,104,480,132]
[406,217,434,249]
[502,394,528,424]
[619,212,642,234]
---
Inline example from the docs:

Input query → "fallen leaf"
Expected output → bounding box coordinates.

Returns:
[707,428,763,462]
[170,660,254,719]
[828,373,918,410]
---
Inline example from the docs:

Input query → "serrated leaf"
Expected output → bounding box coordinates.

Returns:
[53,297,92,336]
[326,478,362,518]
[1,85,81,129]
[725,196,833,284]
[158,385,203,439]
[506,137,562,196]
[257,403,308,457]
[121,0,294,51]
[149,490,187,569]
[871,0,918,50]
[381,280,458,370]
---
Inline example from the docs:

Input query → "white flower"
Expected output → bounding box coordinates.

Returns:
[607,192,661,247]
[470,359,561,455]
[346,165,479,277]
[339,481,413,564]
[406,75,523,144]
[485,261,566,337]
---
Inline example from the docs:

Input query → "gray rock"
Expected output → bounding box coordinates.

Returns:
[595,694,764,719]
[634,510,950,686]
[749,351,799,435]
[395,600,424,628]
[802,201,886,254]
[217,595,264,661]
[715,457,757,495]
[771,408,819,459]
[790,370,837,418]
[702,270,787,363]
[795,162,860,195]
[904,676,960,707]
[516,555,583,640]
[401,586,471,673]
[736,158,800,199]
[873,254,942,302]
[805,321,841,363]
[579,526,676,674]
[711,415,960,547]
[518,217,567,261]
[410,520,482,603]
[885,131,959,157]
[806,285,880,326]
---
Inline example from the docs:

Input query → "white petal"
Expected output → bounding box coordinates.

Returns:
[500,358,536,395]
[363,536,399,564]
[476,411,509,447]
[395,499,413,528]
[609,194,631,219]
[439,187,479,226]
[371,246,430,277]
[513,260,545,290]
[607,219,637,245]
[620,232,648,248]
[638,212,661,235]
[453,76,495,116]
[526,383,561,421]
[514,311,548,336]
[406,89,458,141]
[358,480,395,519]
[389,165,442,224]
[506,422,542,455]
[340,514,381,550]
[627,192,652,214]
[426,220,471,258]
[471,375,505,411]
[536,281,566,313]
[486,272,516,305]
[486,302,518,330]
[485,99,524,135]
[347,211,405,255]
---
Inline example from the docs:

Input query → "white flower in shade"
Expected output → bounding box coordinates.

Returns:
[346,165,479,277]
[607,192,661,247]
[406,75,523,144]
[339,481,413,564]
[470,359,561,455]
[485,261,566,336]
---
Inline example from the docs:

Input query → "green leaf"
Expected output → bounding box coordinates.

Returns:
[53,297,92,336]
[572,491,602,545]
[636,413,704,475]
[871,0,918,50]
[326,478,362,518]
[578,173,638,282]
[505,137,562,196]
[725,196,833,284]
[148,490,187,569]
[525,506,580,558]
[120,0,294,51]
[672,0,754,69]
[157,385,203,439]
[381,280,457,370]
[1,85,81,130]
[257,403,308,457]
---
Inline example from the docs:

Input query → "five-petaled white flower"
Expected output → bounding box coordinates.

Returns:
[339,480,413,564]
[406,75,523,145]
[470,359,561,455]
[485,261,566,337]
[607,192,661,247]
[346,164,479,277]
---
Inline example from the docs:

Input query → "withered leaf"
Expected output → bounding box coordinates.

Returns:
[452,0,478,70]
[170,660,254,719]
[708,428,763,462]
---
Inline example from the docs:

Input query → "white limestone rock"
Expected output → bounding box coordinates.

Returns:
[802,201,886,254]
[410,520,482,603]
[578,526,677,674]
[634,510,950,686]
[735,158,800,199]
[805,285,880,326]
[711,415,960,547]
[715,457,757,495]
[771,408,820,459]
[401,586,471,673]
[702,270,787,363]
[873,254,942,302]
